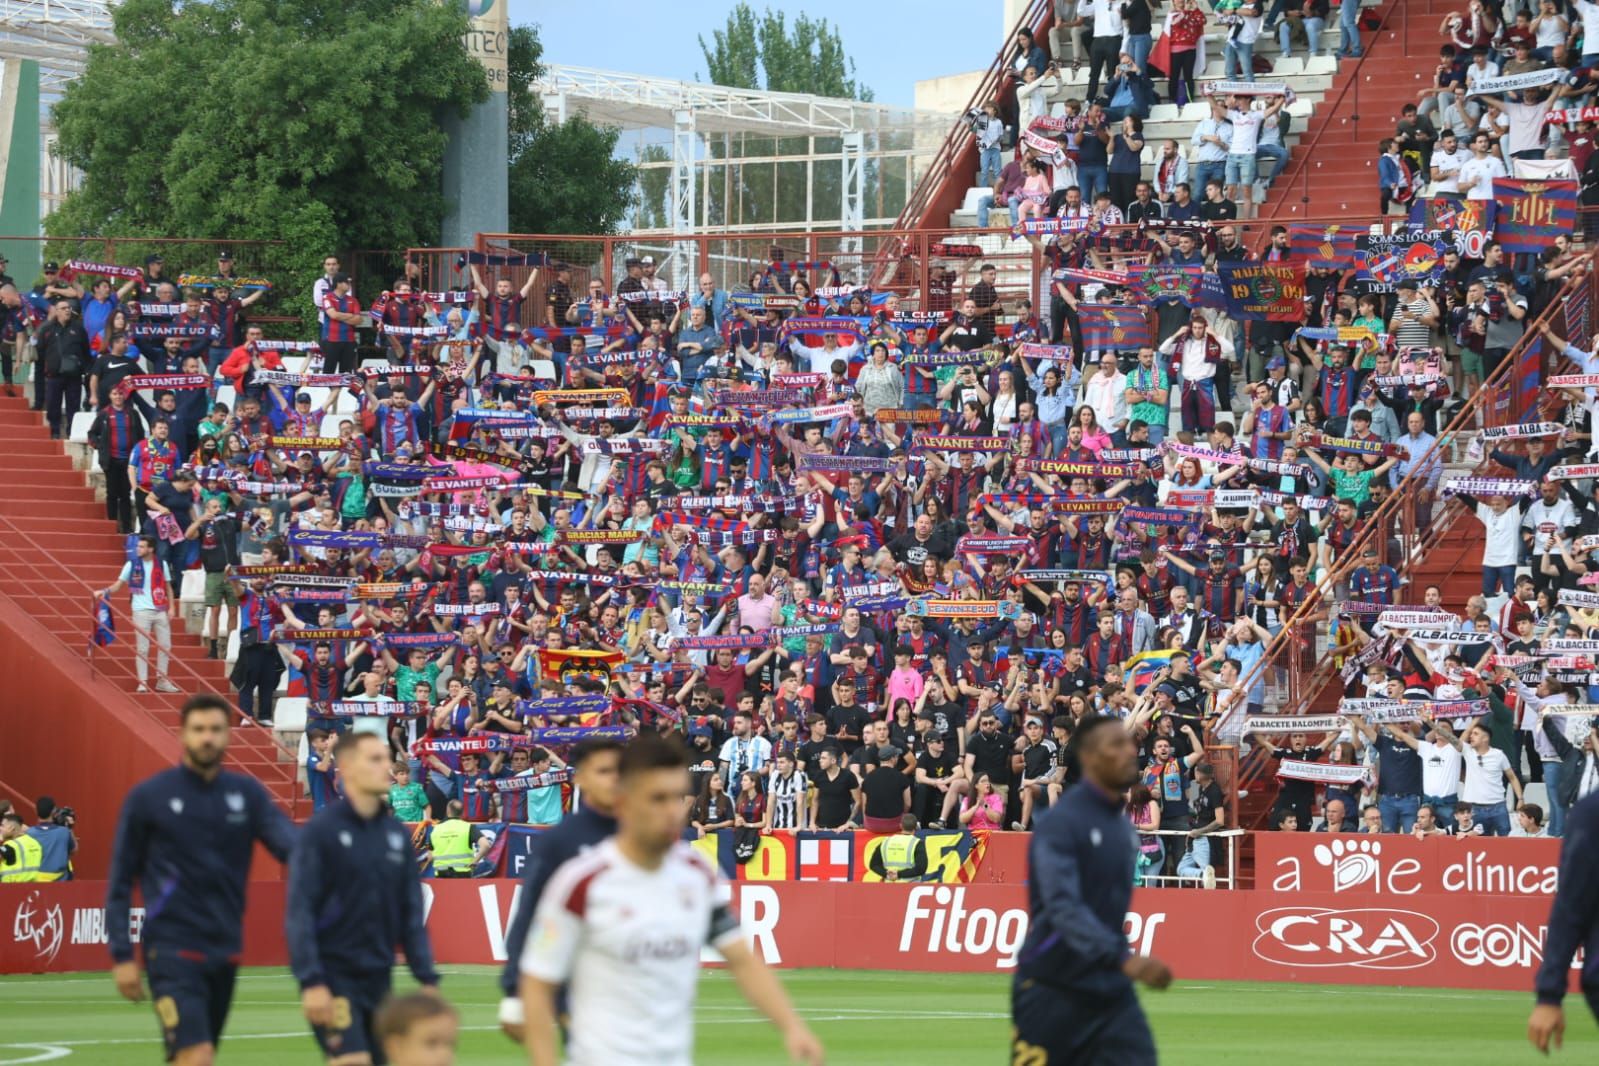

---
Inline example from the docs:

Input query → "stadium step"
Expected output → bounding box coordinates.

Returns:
[0,391,303,819]
[1262,0,1454,221]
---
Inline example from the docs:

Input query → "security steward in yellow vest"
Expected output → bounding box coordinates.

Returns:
[427,799,478,878]
[0,812,44,882]
[868,814,930,882]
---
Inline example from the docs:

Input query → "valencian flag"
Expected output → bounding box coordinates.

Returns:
[1286,224,1359,269]
[1218,263,1308,322]
[1492,179,1578,254]
[1077,304,1154,351]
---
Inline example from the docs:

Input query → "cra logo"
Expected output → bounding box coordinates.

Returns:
[1251,907,1439,970]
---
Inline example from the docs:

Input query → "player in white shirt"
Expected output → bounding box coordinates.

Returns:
[519,735,824,1066]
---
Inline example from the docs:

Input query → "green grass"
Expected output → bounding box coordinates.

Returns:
[0,966,1593,1064]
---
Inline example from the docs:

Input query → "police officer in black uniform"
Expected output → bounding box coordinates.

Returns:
[105,692,296,1064]
[286,730,438,1065]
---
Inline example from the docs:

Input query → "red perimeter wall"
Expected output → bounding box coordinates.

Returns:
[2,877,1575,994]
[0,596,176,878]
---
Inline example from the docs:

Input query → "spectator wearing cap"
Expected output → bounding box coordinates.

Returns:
[34,260,82,311]
[0,252,13,290]
[1013,716,1059,831]
[138,253,170,298]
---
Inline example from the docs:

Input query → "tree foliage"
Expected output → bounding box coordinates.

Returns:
[699,3,871,99]
[697,3,873,228]
[505,24,637,236]
[49,0,489,327]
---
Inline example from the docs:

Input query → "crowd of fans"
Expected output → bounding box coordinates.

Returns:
[36,210,1584,875]
[13,6,1599,873]
[1380,1,1599,214]
[971,2,1599,226]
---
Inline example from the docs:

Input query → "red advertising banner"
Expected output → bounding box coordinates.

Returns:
[1254,833,1562,896]
[5,876,1580,993]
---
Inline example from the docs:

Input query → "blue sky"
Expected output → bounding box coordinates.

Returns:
[509,0,994,109]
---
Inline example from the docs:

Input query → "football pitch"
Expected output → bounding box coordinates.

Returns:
[0,967,1592,1064]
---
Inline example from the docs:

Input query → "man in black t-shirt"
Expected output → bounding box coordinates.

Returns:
[860,752,912,832]
[807,749,860,830]
[963,712,1016,797]
[921,681,964,750]
[1177,762,1228,885]
[1267,732,1325,830]
[1015,717,1059,831]
[825,683,869,755]
[796,713,841,772]
[912,734,961,828]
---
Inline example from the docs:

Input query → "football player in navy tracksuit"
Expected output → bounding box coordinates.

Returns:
[1011,715,1175,1065]
[106,693,296,1064]
[495,738,624,1042]
[1529,790,1599,1054]
[286,730,438,1066]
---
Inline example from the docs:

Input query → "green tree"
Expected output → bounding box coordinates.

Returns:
[48,0,489,330]
[698,3,873,229]
[506,24,637,236]
[635,144,672,231]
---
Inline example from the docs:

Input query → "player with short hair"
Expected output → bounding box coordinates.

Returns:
[497,737,625,1043]
[518,734,824,1066]
[105,692,296,1065]
[1011,714,1174,1064]
[287,730,438,1065]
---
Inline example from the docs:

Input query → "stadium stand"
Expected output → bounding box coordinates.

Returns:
[0,1,1597,891]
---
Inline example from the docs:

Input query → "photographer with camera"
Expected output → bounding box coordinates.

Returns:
[27,796,77,881]
[970,102,1006,188]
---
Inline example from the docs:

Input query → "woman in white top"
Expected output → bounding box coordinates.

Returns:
[988,369,1021,434]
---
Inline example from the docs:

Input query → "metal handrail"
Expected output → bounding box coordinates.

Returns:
[1265,0,1414,218]
[888,0,1051,235]
[1222,271,1591,818]
[0,511,302,807]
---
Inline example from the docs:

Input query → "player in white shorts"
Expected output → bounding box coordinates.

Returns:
[519,734,825,1066]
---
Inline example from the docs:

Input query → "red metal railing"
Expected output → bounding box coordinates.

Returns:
[1264,0,1431,219]
[0,511,303,817]
[1219,265,1596,829]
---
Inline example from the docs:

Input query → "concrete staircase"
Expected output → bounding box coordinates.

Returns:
[0,387,299,809]
[947,0,1386,230]
[1262,0,1456,219]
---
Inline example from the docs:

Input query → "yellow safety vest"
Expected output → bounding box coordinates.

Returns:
[0,834,44,882]
[430,820,474,874]
[879,833,921,874]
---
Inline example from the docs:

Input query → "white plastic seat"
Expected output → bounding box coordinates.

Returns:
[68,411,95,443]
[179,569,207,604]
[274,697,309,734]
